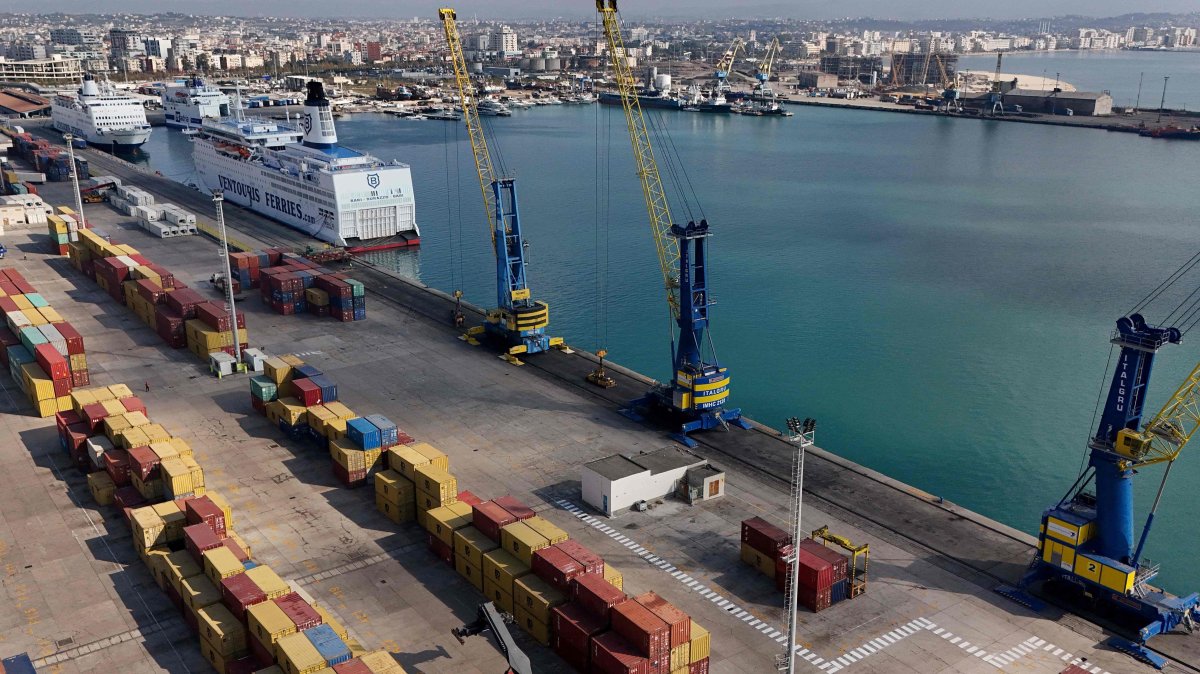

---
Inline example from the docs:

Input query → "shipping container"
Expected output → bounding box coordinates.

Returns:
[611,597,671,658]
[514,605,550,646]
[305,623,351,666]
[688,621,710,662]
[185,522,223,562]
[246,564,291,600]
[634,592,691,648]
[514,573,566,625]
[358,650,407,674]
[689,657,710,674]
[740,541,776,579]
[591,631,651,674]
[277,592,323,631]
[482,548,530,598]
[493,495,535,521]
[552,602,605,662]
[373,470,414,504]
[774,545,835,594]
[424,501,473,546]
[500,520,551,566]
[454,525,499,570]
[248,598,297,649]
[181,574,223,613]
[573,574,627,622]
[741,517,792,558]
[557,539,604,577]
[415,464,458,508]
[277,630,326,674]
[455,554,484,591]
[346,417,381,449]
[473,500,517,542]
[220,572,267,622]
[197,603,247,657]
[186,496,228,539]
[532,545,584,592]
[798,539,849,582]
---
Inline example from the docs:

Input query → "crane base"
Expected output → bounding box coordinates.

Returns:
[1106,636,1167,670]
[992,584,1046,612]
[621,389,752,448]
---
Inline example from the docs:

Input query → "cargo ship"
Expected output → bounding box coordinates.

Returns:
[51,74,152,151]
[192,81,419,251]
[161,75,232,129]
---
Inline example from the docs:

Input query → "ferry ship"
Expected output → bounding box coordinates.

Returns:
[162,76,231,129]
[192,81,419,250]
[51,74,152,150]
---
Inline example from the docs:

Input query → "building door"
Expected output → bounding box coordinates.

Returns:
[602,494,608,514]
[709,479,721,497]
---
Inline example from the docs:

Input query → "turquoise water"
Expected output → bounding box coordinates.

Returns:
[139,102,1200,592]
[959,50,1200,110]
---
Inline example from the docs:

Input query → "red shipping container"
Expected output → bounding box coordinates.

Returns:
[165,287,205,319]
[220,573,267,622]
[221,537,250,563]
[777,545,835,592]
[82,403,110,432]
[796,584,832,612]
[333,660,372,674]
[742,517,792,559]
[63,424,89,455]
[611,599,670,659]
[557,540,604,577]
[54,321,85,355]
[186,496,227,538]
[226,655,258,674]
[591,631,651,674]
[184,523,223,562]
[472,501,516,541]
[494,495,535,521]
[113,485,145,511]
[196,301,245,332]
[532,545,583,592]
[552,602,606,656]
[121,396,148,415]
[155,306,186,348]
[573,574,626,622]
[126,445,161,481]
[633,592,690,648]
[0,296,18,312]
[249,632,274,668]
[251,396,266,414]
[103,448,131,486]
[71,369,90,388]
[35,343,69,380]
[689,658,709,674]
[553,639,588,673]
[276,592,322,630]
[427,532,453,565]
[797,539,848,582]
[52,375,72,398]
[456,489,482,507]
[332,463,367,488]
[55,409,82,433]
[2,269,25,284]
[136,279,167,305]
[292,378,323,407]
[1060,666,1092,674]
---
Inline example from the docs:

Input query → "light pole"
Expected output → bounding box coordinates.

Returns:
[62,133,87,232]
[1157,75,1170,124]
[211,190,242,365]
[778,416,816,674]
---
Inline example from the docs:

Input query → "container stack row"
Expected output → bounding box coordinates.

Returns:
[250,353,711,674]
[229,249,366,321]
[740,517,852,612]
[67,228,249,363]
[250,355,408,487]
[46,205,86,255]
[0,191,50,229]
[58,384,406,674]
[0,129,87,182]
[0,267,91,416]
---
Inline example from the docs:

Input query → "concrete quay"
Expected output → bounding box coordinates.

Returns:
[0,142,1195,673]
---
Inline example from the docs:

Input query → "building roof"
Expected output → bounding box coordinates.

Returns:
[0,90,49,114]
[584,454,646,481]
[1007,88,1111,101]
[627,447,706,475]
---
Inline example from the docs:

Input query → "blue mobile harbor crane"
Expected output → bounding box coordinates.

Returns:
[440,8,560,364]
[999,313,1200,668]
[596,0,753,448]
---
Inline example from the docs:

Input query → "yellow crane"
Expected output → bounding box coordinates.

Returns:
[596,0,752,447]
[753,37,782,100]
[713,37,744,95]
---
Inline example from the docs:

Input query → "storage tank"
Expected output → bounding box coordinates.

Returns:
[519,58,532,71]
[654,74,672,92]
[468,62,483,74]
[545,57,562,71]
[530,58,546,72]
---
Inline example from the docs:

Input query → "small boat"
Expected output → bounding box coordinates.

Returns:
[425,108,462,121]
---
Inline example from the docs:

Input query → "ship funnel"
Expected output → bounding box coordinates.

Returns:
[80,73,100,97]
[301,80,337,149]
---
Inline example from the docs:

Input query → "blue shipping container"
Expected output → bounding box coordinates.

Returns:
[244,560,258,570]
[24,293,48,308]
[309,374,338,403]
[1,653,37,674]
[293,364,322,379]
[831,578,849,604]
[365,414,398,447]
[346,417,381,450]
[353,308,367,321]
[7,345,35,365]
[304,623,352,666]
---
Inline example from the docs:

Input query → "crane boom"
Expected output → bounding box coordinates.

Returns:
[715,37,743,85]
[595,0,680,316]
[1117,359,1200,466]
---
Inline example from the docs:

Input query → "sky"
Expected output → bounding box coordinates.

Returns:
[22,0,1200,20]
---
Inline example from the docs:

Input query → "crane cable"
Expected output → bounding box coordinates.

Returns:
[1129,247,1200,316]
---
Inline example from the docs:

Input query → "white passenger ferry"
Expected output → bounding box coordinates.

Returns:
[51,74,152,150]
[162,76,231,129]
[192,81,419,250]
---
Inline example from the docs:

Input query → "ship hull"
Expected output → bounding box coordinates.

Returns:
[598,92,684,110]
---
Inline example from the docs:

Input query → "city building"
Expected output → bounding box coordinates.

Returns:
[0,55,83,84]
[492,25,517,56]
[49,27,103,47]
[1002,88,1114,116]
[582,447,725,517]
[109,28,144,59]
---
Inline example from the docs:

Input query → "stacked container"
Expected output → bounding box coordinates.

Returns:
[774,539,851,612]
[0,268,91,416]
[234,248,367,322]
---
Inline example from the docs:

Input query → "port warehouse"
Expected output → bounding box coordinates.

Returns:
[0,139,1194,671]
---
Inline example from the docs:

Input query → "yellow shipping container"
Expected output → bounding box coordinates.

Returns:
[324,417,347,442]
[330,438,366,471]
[374,469,415,504]
[149,441,178,462]
[280,354,306,367]
[56,395,73,414]
[206,489,233,526]
[152,500,187,542]
[11,295,31,310]
[132,472,163,500]
[20,364,55,402]
[39,306,63,323]
[181,574,222,612]
[670,643,691,671]
[122,410,150,426]
[500,521,550,566]
[305,404,334,435]
[424,502,473,547]
[513,606,550,646]
[263,357,292,385]
[523,516,568,546]
[142,423,172,443]
[482,577,515,615]
[118,426,150,449]
[455,555,484,592]
[514,574,565,625]
[482,549,530,598]
[198,636,233,674]
[88,471,115,505]
[305,287,330,306]
[267,398,308,427]
[387,445,428,481]
[375,494,415,524]
[228,529,251,558]
[100,399,126,417]
[414,464,457,507]
[322,401,355,420]
[24,308,48,326]
[203,546,245,587]
[454,526,499,570]
[70,388,98,412]
[689,620,710,662]
[604,565,624,591]
[109,383,133,399]
[171,436,195,458]
[314,605,348,641]
[248,599,296,647]
[410,442,450,469]
[145,549,170,590]
[161,456,198,496]
[359,650,406,674]
[131,506,166,550]
[197,603,246,657]
[276,631,326,674]
[246,565,290,600]
[31,397,57,419]
[164,550,202,594]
